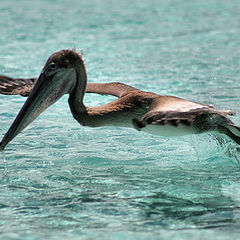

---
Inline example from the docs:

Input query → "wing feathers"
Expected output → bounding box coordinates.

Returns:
[135,95,235,130]
[0,75,36,96]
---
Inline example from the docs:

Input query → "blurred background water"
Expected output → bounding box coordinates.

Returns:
[0,0,240,239]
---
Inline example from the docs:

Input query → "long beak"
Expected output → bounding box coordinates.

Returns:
[0,69,75,151]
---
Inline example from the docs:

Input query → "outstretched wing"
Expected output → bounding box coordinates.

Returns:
[86,82,140,98]
[136,95,235,128]
[0,74,140,98]
[0,75,36,96]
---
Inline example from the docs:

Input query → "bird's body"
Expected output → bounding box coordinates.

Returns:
[0,49,239,151]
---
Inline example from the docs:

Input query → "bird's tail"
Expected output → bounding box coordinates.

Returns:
[218,124,240,145]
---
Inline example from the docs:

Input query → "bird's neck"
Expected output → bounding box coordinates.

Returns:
[68,63,87,113]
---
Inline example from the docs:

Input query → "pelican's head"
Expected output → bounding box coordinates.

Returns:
[0,49,86,151]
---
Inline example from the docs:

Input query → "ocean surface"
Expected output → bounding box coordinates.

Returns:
[0,0,240,239]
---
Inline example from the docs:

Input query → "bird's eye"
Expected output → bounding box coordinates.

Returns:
[49,62,57,70]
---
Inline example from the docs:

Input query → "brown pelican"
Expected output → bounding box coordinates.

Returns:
[0,49,240,151]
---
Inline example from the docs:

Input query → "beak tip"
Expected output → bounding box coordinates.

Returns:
[0,142,4,152]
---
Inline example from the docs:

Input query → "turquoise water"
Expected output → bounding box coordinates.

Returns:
[1,0,240,239]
